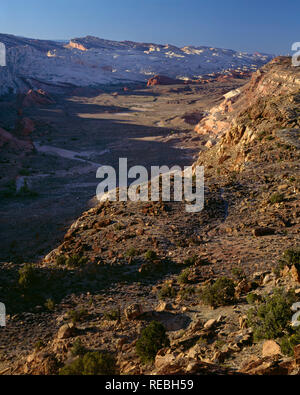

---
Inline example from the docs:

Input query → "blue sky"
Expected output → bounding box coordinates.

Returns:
[0,0,299,54]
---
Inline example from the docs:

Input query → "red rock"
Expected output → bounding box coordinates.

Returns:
[22,89,55,107]
[147,75,183,87]
[0,127,33,152]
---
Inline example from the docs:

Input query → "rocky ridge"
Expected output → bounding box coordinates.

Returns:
[0,33,272,96]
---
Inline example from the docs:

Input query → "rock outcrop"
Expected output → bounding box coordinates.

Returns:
[0,126,33,152]
[21,89,55,108]
[194,56,300,172]
[147,75,184,86]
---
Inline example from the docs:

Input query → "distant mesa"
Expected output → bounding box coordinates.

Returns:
[0,32,274,96]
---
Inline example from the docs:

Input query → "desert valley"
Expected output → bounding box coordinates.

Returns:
[0,33,299,376]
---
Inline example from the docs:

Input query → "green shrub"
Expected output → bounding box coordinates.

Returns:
[177,269,191,284]
[246,293,262,305]
[66,254,88,268]
[200,277,235,308]
[18,264,39,290]
[71,339,87,357]
[282,248,300,267]
[280,328,300,356]
[103,309,120,321]
[158,284,177,300]
[126,247,138,258]
[59,351,116,375]
[55,255,67,266]
[178,286,195,300]
[45,298,55,311]
[136,321,170,363]
[55,254,88,268]
[269,193,284,204]
[272,261,286,277]
[184,256,197,266]
[67,309,88,324]
[145,250,157,261]
[247,288,297,342]
[231,267,245,280]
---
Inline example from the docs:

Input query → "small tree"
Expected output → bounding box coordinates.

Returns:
[247,288,297,342]
[59,351,116,375]
[136,321,170,363]
[200,277,235,308]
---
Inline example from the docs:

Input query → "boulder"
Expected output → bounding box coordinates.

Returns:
[124,304,144,320]
[156,301,172,312]
[240,356,288,375]
[57,323,76,340]
[290,265,300,283]
[204,319,217,330]
[262,340,281,358]
[252,227,275,237]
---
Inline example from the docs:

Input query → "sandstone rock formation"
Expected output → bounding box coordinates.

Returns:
[147,75,184,86]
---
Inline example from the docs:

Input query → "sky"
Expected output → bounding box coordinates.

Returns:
[0,0,299,54]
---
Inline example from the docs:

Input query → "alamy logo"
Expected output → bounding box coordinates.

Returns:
[0,303,5,327]
[96,159,204,213]
[292,42,300,67]
[291,302,300,328]
[0,42,6,67]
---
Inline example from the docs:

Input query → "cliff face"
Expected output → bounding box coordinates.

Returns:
[194,56,300,172]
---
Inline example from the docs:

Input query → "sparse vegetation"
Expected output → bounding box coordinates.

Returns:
[103,309,120,321]
[145,250,158,261]
[71,339,87,357]
[231,267,245,280]
[59,351,116,375]
[269,192,284,204]
[55,254,88,268]
[67,309,88,324]
[280,328,300,356]
[282,248,300,267]
[246,293,262,305]
[18,264,39,290]
[273,248,300,276]
[184,256,197,266]
[247,288,297,342]
[158,284,177,300]
[45,298,55,311]
[136,321,170,364]
[178,286,195,300]
[200,277,236,308]
[126,247,138,258]
[177,268,191,284]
